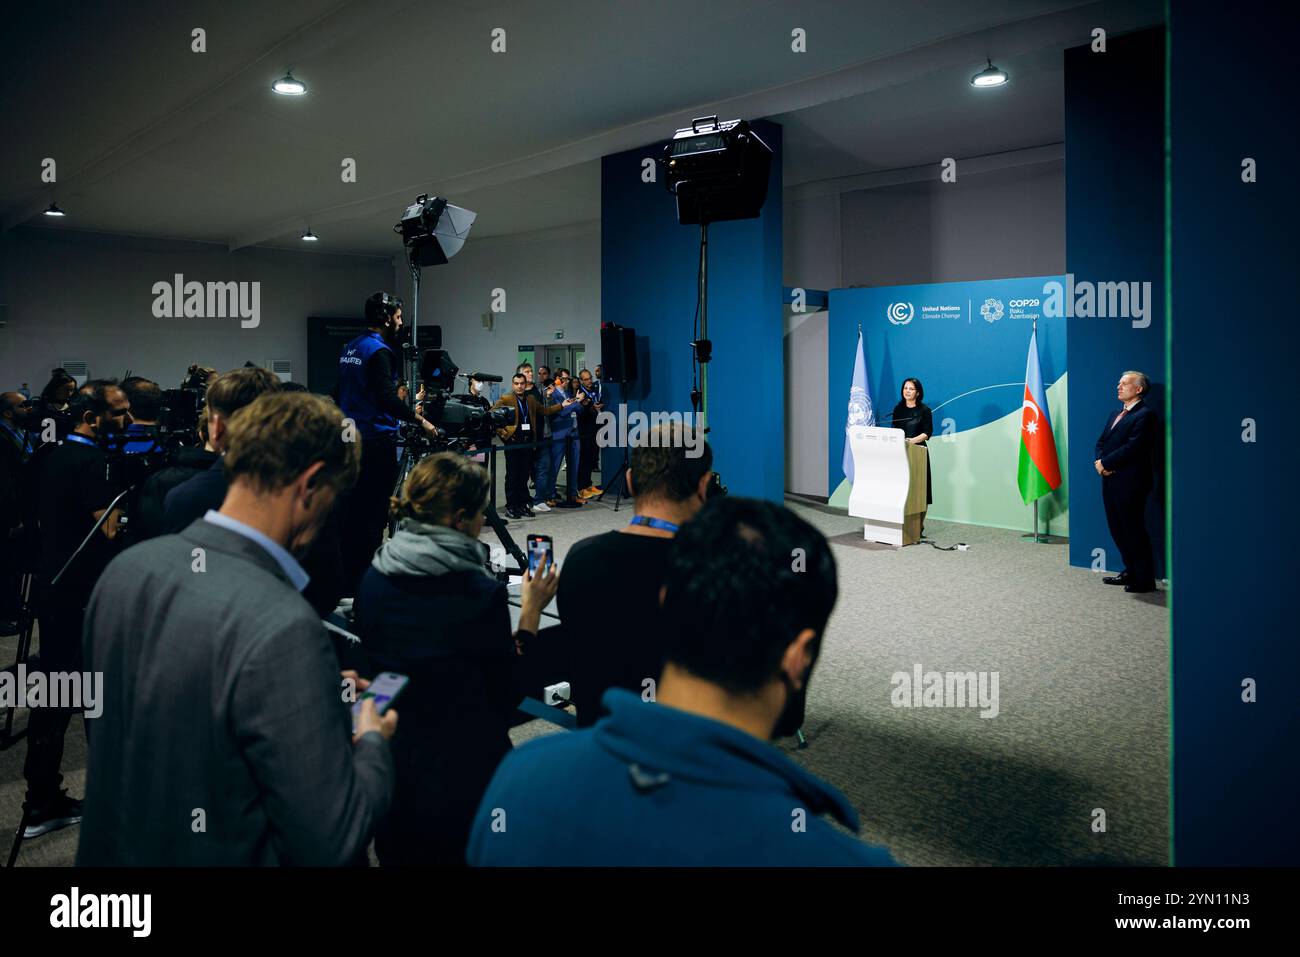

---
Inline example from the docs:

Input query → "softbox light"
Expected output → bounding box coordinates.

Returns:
[662,117,772,225]
[395,195,477,267]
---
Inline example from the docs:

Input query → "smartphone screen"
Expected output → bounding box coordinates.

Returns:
[527,534,553,575]
[351,671,408,734]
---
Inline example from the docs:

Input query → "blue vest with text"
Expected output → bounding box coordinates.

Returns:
[337,332,398,438]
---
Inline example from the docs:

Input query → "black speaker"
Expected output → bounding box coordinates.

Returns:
[600,323,637,383]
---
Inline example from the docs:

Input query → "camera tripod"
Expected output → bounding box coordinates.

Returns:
[390,428,528,576]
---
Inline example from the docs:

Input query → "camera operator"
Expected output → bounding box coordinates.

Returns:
[333,292,440,592]
[21,379,131,839]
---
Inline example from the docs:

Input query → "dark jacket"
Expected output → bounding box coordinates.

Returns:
[78,519,394,866]
[490,392,565,444]
[1094,399,1155,496]
[353,564,522,866]
[134,446,220,540]
[162,457,227,534]
[468,689,899,867]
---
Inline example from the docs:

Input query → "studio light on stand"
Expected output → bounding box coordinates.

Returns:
[393,194,476,405]
[661,116,772,434]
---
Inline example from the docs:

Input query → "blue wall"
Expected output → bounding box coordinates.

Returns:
[1170,2,1299,865]
[600,121,784,501]
[1064,29,1167,576]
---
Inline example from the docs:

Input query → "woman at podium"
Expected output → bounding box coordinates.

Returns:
[892,378,933,515]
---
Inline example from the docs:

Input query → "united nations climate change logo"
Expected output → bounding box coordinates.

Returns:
[980,298,1004,323]
[847,386,873,426]
[887,302,914,325]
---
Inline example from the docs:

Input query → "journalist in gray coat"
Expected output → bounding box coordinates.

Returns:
[77,391,393,866]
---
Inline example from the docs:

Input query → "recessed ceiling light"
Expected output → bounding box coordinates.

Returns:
[301,228,318,242]
[43,202,66,217]
[971,60,1009,88]
[273,71,307,96]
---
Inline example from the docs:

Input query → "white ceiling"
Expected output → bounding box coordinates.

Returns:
[2,0,1163,257]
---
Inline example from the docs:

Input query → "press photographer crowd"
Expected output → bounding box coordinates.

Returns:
[0,290,894,868]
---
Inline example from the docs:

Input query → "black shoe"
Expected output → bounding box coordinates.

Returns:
[0,619,18,637]
[1102,573,1129,585]
[23,792,84,839]
[524,506,535,517]
[553,499,582,509]
[1124,581,1157,594]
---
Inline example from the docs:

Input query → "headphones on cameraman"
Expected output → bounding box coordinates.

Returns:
[365,291,403,328]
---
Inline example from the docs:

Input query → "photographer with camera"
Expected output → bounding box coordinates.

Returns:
[333,292,440,592]
[537,369,585,510]
[20,379,131,840]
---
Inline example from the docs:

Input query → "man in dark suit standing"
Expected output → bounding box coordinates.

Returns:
[1095,370,1157,593]
[78,392,395,865]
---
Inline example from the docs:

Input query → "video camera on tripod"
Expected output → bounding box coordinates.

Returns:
[416,349,514,443]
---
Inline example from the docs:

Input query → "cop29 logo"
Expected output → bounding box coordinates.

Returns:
[980,298,1004,323]
[887,302,915,325]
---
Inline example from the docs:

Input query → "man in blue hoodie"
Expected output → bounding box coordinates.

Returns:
[468,496,898,866]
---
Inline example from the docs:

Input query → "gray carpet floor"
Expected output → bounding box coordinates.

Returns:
[0,466,1168,866]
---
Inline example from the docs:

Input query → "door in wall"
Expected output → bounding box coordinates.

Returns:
[541,344,586,378]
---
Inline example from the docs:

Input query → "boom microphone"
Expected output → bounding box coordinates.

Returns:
[462,372,504,383]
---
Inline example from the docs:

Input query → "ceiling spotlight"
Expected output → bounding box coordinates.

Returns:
[43,202,66,217]
[971,60,1009,88]
[301,227,318,242]
[272,71,307,96]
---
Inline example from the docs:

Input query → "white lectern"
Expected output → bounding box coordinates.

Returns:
[847,426,929,546]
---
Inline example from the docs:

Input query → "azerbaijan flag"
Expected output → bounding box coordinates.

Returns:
[1017,329,1062,504]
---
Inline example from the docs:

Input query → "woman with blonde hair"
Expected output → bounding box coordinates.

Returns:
[354,452,558,865]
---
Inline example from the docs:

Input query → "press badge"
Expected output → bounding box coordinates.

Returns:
[521,422,531,430]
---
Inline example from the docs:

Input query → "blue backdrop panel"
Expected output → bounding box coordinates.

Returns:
[1170,4,1299,865]
[1064,30,1166,577]
[827,276,1066,498]
[600,121,784,501]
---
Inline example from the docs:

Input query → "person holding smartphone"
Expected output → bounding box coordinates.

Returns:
[353,452,558,866]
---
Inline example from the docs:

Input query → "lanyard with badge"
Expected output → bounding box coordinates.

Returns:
[516,395,530,436]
